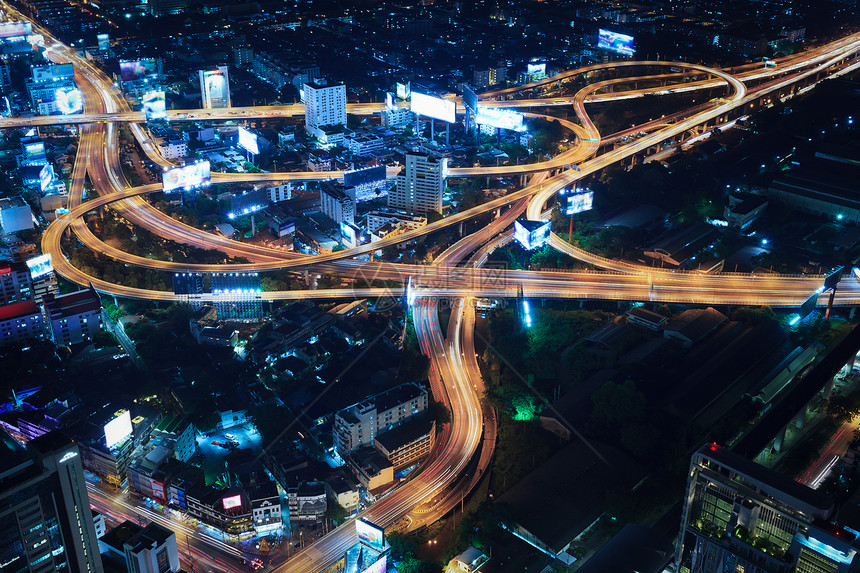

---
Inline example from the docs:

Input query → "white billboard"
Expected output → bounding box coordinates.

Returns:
[527,62,546,76]
[26,254,53,280]
[222,494,242,509]
[162,162,211,193]
[563,189,594,215]
[410,92,455,123]
[104,410,133,449]
[356,518,384,550]
[55,87,83,115]
[39,164,54,192]
[475,107,526,131]
[238,127,259,155]
[142,90,166,120]
[598,29,635,56]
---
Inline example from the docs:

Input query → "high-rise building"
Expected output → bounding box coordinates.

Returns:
[98,521,180,573]
[303,78,346,131]
[0,432,104,573]
[199,66,231,109]
[0,300,44,347]
[0,196,35,234]
[389,152,447,215]
[319,182,356,226]
[44,289,103,346]
[675,442,860,573]
[0,259,32,305]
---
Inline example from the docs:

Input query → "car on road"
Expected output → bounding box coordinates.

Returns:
[249,558,263,570]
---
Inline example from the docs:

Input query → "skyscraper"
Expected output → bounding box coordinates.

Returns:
[389,152,447,215]
[676,442,860,573]
[303,78,346,131]
[0,431,104,573]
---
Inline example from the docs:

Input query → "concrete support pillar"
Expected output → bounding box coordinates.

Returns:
[302,269,309,286]
[824,376,836,400]
[795,407,806,429]
[850,307,856,320]
[773,426,787,453]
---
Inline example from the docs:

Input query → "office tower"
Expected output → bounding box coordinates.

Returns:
[390,152,447,215]
[43,289,103,346]
[0,432,104,573]
[303,78,346,130]
[199,65,231,109]
[319,181,356,226]
[676,442,860,573]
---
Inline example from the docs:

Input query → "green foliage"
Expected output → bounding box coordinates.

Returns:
[325,502,348,525]
[398,318,430,383]
[386,533,442,573]
[249,403,294,445]
[92,330,119,349]
[731,306,776,325]
[589,379,647,433]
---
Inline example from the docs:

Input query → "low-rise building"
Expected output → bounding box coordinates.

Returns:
[0,300,44,347]
[627,307,668,331]
[288,481,326,522]
[151,415,197,463]
[0,196,34,234]
[663,307,728,348]
[325,476,360,513]
[44,289,102,346]
[347,446,394,491]
[99,521,181,573]
[374,416,435,471]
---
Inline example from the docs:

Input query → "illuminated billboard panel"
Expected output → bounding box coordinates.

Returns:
[39,164,54,192]
[104,410,133,449]
[527,62,546,76]
[386,92,395,111]
[0,21,31,39]
[27,254,53,280]
[361,556,386,573]
[238,127,259,155]
[162,162,211,194]
[475,107,525,131]
[119,59,157,82]
[410,92,455,123]
[396,82,411,100]
[462,85,478,115]
[55,87,82,115]
[514,219,551,251]
[222,494,242,509]
[356,518,385,550]
[344,165,386,188]
[97,33,109,51]
[24,142,46,163]
[598,29,635,56]
[142,90,166,120]
[562,188,594,215]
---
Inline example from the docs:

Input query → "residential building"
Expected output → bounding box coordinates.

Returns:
[366,209,427,233]
[0,432,104,573]
[185,486,253,535]
[374,416,435,471]
[390,152,446,215]
[334,382,428,456]
[382,107,414,128]
[0,259,32,305]
[44,289,103,346]
[0,300,44,347]
[151,415,197,463]
[0,196,34,234]
[304,78,346,133]
[346,447,394,492]
[325,476,359,513]
[98,521,180,573]
[675,442,854,573]
[288,481,326,522]
[156,138,187,160]
[320,182,356,225]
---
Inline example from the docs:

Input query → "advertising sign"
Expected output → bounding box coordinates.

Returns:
[344,165,386,188]
[321,557,346,573]
[278,221,296,237]
[396,81,411,100]
[104,410,133,449]
[411,92,456,123]
[475,107,525,131]
[514,219,551,251]
[386,91,395,111]
[24,142,46,163]
[800,291,819,318]
[151,479,165,501]
[462,84,478,115]
[360,556,386,573]
[598,29,635,56]
[0,21,31,39]
[222,494,242,510]
[97,33,109,51]
[237,127,259,155]
[162,162,211,194]
[142,90,166,120]
[202,69,230,108]
[824,266,844,292]
[341,222,357,247]
[39,164,54,192]
[26,254,53,280]
[119,58,157,82]
[527,62,546,76]
[356,518,385,550]
[562,188,594,215]
[55,87,83,114]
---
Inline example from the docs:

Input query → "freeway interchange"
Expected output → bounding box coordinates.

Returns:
[5,2,860,569]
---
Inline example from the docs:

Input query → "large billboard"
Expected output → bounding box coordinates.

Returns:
[361,556,386,573]
[598,29,635,56]
[562,188,594,215]
[201,67,230,109]
[119,59,157,82]
[411,92,456,123]
[386,92,395,111]
[356,518,385,550]
[514,219,551,251]
[162,162,211,194]
[104,410,133,449]
[344,165,386,188]
[475,107,525,131]
[527,62,546,76]
[97,33,109,51]
[396,81,411,100]
[222,494,242,510]
[24,142,46,164]
[55,87,83,115]
[26,254,53,280]
[39,164,54,192]
[0,21,31,39]
[462,85,478,115]
[238,127,259,155]
[142,90,166,120]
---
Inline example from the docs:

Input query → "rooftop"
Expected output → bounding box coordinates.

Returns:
[44,289,100,320]
[0,300,40,322]
[375,416,434,452]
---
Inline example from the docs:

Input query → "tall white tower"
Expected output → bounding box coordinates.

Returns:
[389,152,447,215]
